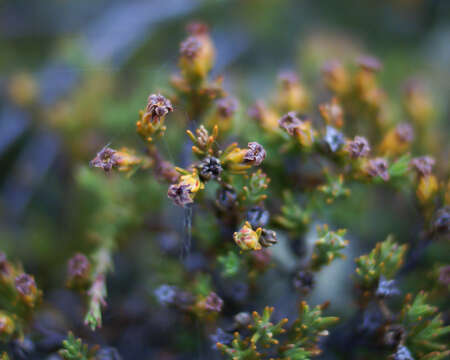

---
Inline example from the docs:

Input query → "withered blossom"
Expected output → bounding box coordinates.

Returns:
[395,123,414,143]
[67,253,91,285]
[15,274,36,296]
[367,158,390,181]
[89,147,120,172]
[244,142,266,166]
[167,184,193,207]
[180,36,201,59]
[145,94,173,121]
[410,156,435,176]
[278,112,302,136]
[357,55,382,72]
[216,97,238,117]
[199,156,223,180]
[203,292,223,312]
[346,136,371,158]
[293,269,315,295]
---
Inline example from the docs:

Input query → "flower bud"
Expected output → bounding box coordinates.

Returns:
[201,292,223,313]
[274,70,310,113]
[379,123,414,156]
[179,23,215,82]
[244,142,266,166]
[410,156,434,177]
[319,98,344,128]
[345,136,371,159]
[145,94,174,122]
[0,311,15,342]
[233,221,262,251]
[278,112,315,147]
[206,97,238,133]
[15,273,39,307]
[416,174,438,204]
[137,94,173,142]
[67,253,91,289]
[365,158,389,181]
[404,79,434,125]
[355,55,382,95]
[259,229,277,248]
[322,60,350,94]
[198,156,223,181]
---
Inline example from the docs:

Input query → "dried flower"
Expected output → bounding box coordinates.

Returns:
[233,221,262,251]
[89,147,120,173]
[180,36,201,59]
[210,328,233,349]
[293,269,315,295]
[319,98,344,128]
[244,142,266,166]
[15,274,36,297]
[246,206,270,229]
[393,346,414,360]
[357,55,382,72]
[145,93,173,121]
[67,253,91,288]
[167,184,193,207]
[376,276,400,298]
[216,186,237,211]
[346,136,371,158]
[203,292,223,312]
[154,284,177,306]
[395,123,414,143]
[198,156,223,181]
[324,126,345,152]
[366,158,390,181]
[410,156,435,176]
[278,112,303,136]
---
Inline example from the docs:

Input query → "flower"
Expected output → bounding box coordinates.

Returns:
[203,292,223,312]
[89,147,120,172]
[233,221,262,251]
[167,184,193,207]
[366,158,389,181]
[198,156,223,181]
[246,206,269,229]
[324,126,345,152]
[244,142,266,166]
[322,60,349,94]
[357,55,382,72]
[154,284,177,306]
[216,97,238,118]
[278,112,315,147]
[410,156,435,176]
[180,36,201,59]
[319,98,344,128]
[67,253,91,288]
[346,136,370,158]
[278,112,303,136]
[145,93,173,121]
[376,276,400,298]
[15,274,36,297]
[395,123,414,143]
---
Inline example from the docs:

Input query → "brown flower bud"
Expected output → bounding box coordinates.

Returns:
[244,142,266,166]
[366,158,389,181]
[346,136,371,159]
[410,156,435,176]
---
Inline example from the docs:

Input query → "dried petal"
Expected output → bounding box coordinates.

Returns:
[346,136,371,158]
[167,184,193,207]
[367,158,389,181]
[244,142,266,166]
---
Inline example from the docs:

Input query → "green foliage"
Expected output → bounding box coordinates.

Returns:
[218,251,241,277]
[310,225,348,271]
[217,302,339,360]
[355,236,407,291]
[274,191,311,233]
[59,332,97,360]
[400,292,450,360]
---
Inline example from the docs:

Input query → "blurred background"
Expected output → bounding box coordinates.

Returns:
[0,0,449,359]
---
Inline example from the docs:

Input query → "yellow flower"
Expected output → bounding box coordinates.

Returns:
[233,221,262,251]
[417,175,438,204]
[179,170,204,194]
